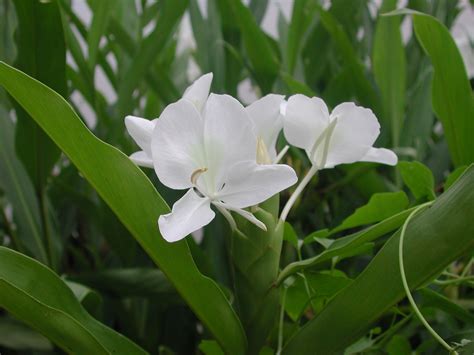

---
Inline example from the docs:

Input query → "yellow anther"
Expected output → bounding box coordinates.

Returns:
[256,137,272,165]
[190,167,208,185]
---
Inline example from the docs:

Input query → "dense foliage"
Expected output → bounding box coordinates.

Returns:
[0,0,473,354]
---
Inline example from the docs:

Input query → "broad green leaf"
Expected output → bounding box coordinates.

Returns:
[219,0,279,93]
[12,0,67,190]
[390,9,474,166]
[0,247,145,353]
[373,0,406,146]
[249,0,268,24]
[331,191,409,234]
[87,0,114,70]
[283,165,474,354]
[117,0,188,116]
[0,112,48,263]
[399,161,436,200]
[0,316,52,351]
[0,62,247,354]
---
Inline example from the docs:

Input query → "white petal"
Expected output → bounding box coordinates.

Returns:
[158,189,215,242]
[360,147,398,166]
[125,116,156,156]
[246,94,285,160]
[151,99,206,189]
[283,94,330,153]
[183,73,213,112]
[218,160,297,208]
[202,94,256,190]
[323,103,381,168]
[129,151,154,168]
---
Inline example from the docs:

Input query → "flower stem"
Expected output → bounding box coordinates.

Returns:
[399,202,458,354]
[215,205,237,231]
[276,286,288,355]
[279,164,319,223]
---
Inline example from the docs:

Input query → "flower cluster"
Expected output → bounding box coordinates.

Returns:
[125,74,397,242]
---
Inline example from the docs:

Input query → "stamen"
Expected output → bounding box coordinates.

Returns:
[190,167,208,185]
[256,137,272,165]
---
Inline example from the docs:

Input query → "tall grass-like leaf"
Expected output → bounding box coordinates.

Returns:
[0,247,146,353]
[116,0,188,116]
[219,0,279,93]
[283,165,474,354]
[0,112,48,263]
[87,0,114,70]
[12,0,67,190]
[373,0,406,147]
[0,62,247,354]
[389,9,474,166]
[317,5,380,114]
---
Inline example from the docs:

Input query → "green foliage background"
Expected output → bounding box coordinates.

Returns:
[0,0,473,354]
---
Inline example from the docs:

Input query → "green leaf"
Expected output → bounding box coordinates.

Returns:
[0,62,246,354]
[283,165,474,354]
[286,0,318,74]
[69,268,177,299]
[331,191,409,234]
[0,316,52,351]
[0,111,48,263]
[386,335,411,355]
[87,0,114,70]
[199,340,225,355]
[390,9,474,166]
[284,271,351,321]
[399,161,436,200]
[317,5,380,114]
[373,0,406,146]
[444,165,468,191]
[117,0,188,116]
[419,288,474,325]
[12,0,67,190]
[219,0,279,93]
[279,207,415,282]
[231,197,282,352]
[66,281,102,316]
[0,247,146,353]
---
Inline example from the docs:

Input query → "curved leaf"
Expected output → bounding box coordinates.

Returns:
[0,62,247,354]
[0,247,146,354]
[283,165,474,354]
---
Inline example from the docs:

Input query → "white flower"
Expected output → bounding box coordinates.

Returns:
[282,94,397,169]
[125,73,213,168]
[151,94,297,242]
[245,94,286,163]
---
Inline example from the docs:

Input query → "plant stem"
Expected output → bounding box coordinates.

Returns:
[276,286,288,355]
[279,164,319,223]
[399,202,458,354]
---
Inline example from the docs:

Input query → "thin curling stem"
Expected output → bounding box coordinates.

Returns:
[279,164,319,223]
[399,202,458,355]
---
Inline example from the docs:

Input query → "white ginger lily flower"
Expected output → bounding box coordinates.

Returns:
[283,94,397,169]
[245,94,288,164]
[279,94,397,223]
[125,73,213,168]
[152,94,297,242]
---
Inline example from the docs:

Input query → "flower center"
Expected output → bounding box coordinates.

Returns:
[256,137,272,165]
